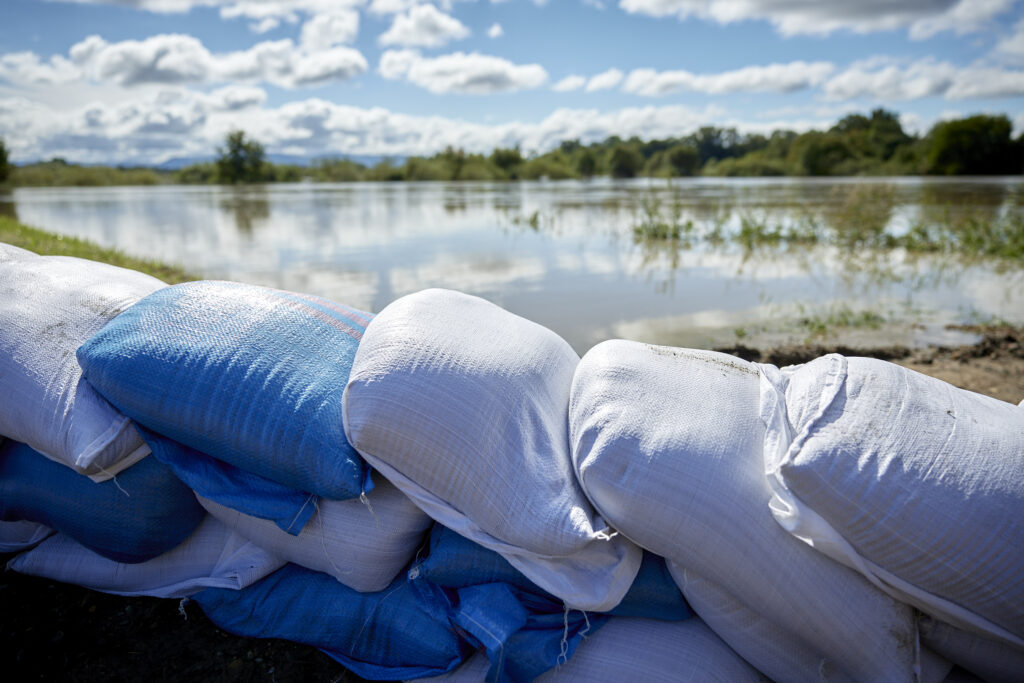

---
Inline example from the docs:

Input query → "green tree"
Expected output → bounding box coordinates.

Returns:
[490,147,524,179]
[0,138,10,183]
[609,144,644,178]
[666,145,699,176]
[924,115,1022,175]
[215,130,267,184]
[576,149,597,177]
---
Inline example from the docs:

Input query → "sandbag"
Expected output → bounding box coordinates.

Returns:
[0,439,205,563]
[569,341,917,682]
[414,525,691,621]
[0,242,37,262]
[0,520,52,552]
[197,475,432,593]
[671,563,953,683]
[344,289,641,611]
[193,564,472,680]
[77,281,373,500]
[421,617,763,683]
[447,581,608,682]
[919,615,1024,683]
[765,355,1024,647]
[7,515,284,598]
[0,254,163,480]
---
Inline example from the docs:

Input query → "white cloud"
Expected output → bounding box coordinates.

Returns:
[0,52,81,87]
[552,74,586,91]
[995,18,1024,62]
[621,61,834,95]
[823,58,1024,100]
[33,33,368,90]
[300,10,360,50]
[378,5,471,47]
[488,23,504,38]
[207,84,268,110]
[378,50,547,94]
[369,0,473,13]
[617,0,1014,38]
[585,68,624,91]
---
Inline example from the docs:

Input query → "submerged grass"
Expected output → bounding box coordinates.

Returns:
[0,216,198,284]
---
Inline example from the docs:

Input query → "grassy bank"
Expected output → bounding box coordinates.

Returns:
[0,216,197,284]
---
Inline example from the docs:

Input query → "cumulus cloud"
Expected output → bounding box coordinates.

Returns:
[300,10,360,49]
[585,68,624,91]
[378,5,471,47]
[995,17,1024,62]
[552,74,586,91]
[621,61,834,95]
[822,58,1024,100]
[378,50,547,94]
[488,23,504,38]
[617,0,1013,38]
[42,33,368,89]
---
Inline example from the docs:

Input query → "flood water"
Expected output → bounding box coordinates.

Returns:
[3,177,1023,353]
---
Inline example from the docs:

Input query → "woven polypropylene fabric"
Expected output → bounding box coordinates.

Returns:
[0,254,163,479]
[415,525,691,621]
[0,440,205,564]
[569,341,917,682]
[7,515,285,598]
[919,616,1024,683]
[773,355,1024,647]
[142,428,317,536]
[78,281,373,500]
[423,617,762,683]
[0,520,53,552]
[197,475,432,593]
[344,289,641,612]
[193,564,472,680]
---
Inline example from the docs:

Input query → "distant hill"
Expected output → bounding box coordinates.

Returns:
[154,153,405,170]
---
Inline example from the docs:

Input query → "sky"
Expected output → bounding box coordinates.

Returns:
[0,0,1022,164]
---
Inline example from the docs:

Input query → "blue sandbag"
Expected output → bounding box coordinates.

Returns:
[0,439,204,563]
[77,281,373,500]
[193,564,472,680]
[141,428,316,535]
[450,582,608,683]
[415,525,692,620]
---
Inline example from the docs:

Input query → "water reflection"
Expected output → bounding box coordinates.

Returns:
[9,177,1024,352]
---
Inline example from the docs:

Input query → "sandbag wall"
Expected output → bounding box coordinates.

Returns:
[1,242,1022,682]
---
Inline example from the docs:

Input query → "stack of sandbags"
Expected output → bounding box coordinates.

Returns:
[569,342,922,681]
[763,354,1024,675]
[76,281,433,592]
[343,289,642,612]
[0,252,279,596]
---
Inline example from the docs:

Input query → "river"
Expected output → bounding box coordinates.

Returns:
[3,176,1022,353]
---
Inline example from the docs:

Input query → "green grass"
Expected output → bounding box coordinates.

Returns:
[797,304,886,340]
[0,216,198,284]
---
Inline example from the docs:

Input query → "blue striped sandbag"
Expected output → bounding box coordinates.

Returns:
[77,281,373,500]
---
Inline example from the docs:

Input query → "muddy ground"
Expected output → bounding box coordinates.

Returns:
[1,328,1021,682]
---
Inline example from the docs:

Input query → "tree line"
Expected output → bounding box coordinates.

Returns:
[2,110,1021,187]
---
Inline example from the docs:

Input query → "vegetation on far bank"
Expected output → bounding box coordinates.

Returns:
[0,216,197,284]
[1,109,1022,188]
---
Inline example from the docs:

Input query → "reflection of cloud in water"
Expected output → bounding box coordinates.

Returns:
[275,266,379,313]
[389,252,547,298]
[960,271,1024,323]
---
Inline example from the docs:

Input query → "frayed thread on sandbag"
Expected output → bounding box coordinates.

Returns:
[593,529,618,541]
[558,604,571,666]
[314,499,351,579]
[359,489,381,530]
[178,597,189,620]
[95,464,129,497]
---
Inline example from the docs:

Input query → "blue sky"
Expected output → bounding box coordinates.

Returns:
[1,0,1022,164]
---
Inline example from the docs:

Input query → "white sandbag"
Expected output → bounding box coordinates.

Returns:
[0,255,165,480]
[419,617,763,683]
[6,515,284,598]
[196,477,432,593]
[919,616,1024,683]
[570,341,917,682]
[0,520,52,552]
[0,242,37,263]
[343,289,641,612]
[764,355,1024,647]
[671,563,953,683]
